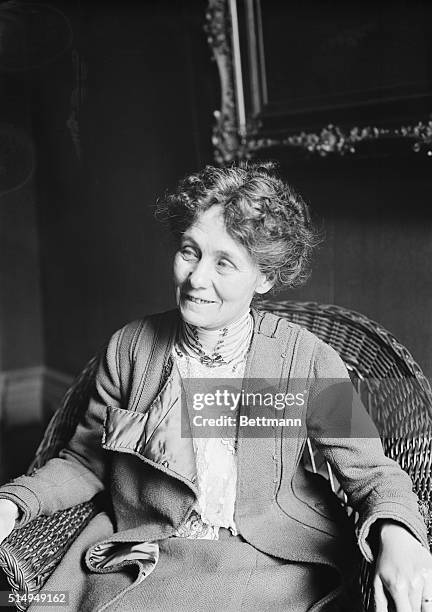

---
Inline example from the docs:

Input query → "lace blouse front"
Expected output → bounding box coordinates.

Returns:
[172,310,253,540]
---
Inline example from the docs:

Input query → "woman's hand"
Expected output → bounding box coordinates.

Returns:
[0,499,18,545]
[374,520,432,612]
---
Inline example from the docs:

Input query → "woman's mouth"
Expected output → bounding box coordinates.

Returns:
[183,294,216,305]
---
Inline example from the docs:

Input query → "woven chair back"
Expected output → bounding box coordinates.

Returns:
[28,355,100,474]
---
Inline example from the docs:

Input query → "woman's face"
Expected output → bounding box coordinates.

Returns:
[173,205,272,330]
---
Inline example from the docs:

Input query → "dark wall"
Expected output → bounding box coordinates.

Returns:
[0,36,43,370]
[32,0,215,374]
[24,0,432,382]
[0,183,43,370]
[275,155,432,380]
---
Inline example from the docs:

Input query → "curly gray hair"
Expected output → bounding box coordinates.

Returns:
[156,161,322,292]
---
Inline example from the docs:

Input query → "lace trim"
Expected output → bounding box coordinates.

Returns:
[172,334,249,540]
[173,509,238,540]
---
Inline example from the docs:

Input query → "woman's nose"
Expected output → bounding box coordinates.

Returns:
[188,260,211,288]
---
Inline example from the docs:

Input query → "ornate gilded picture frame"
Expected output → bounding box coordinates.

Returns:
[206,0,432,163]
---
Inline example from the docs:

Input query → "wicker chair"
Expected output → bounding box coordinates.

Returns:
[0,301,431,611]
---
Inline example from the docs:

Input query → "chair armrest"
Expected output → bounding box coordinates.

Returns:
[0,501,99,611]
[418,500,432,545]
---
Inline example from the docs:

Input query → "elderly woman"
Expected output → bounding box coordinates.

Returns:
[0,162,431,611]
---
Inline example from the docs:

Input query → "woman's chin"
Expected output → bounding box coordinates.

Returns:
[178,301,216,328]
[179,308,206,327]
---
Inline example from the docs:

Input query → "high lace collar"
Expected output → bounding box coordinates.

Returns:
[177,309,253,368]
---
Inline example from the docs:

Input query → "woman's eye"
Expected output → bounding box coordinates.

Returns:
[217,259,235,271]
[180,246,198,261]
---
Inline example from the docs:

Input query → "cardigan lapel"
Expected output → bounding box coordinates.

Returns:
[103,360,198,489]
[103,309,198,492]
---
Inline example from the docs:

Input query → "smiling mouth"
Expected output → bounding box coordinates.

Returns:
[183,294,216,305]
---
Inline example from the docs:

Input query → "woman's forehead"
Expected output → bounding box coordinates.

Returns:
[183,206,250,260]
[185,205,225,233]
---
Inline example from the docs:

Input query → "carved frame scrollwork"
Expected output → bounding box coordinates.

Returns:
[205,0,432,163]
[205,0,248,164]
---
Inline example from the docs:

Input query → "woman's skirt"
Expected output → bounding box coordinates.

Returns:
[33,513,356,612]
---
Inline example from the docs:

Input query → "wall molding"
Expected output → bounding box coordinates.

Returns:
[0,366,73,427]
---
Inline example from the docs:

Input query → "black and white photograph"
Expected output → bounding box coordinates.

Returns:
[0,1,431,610]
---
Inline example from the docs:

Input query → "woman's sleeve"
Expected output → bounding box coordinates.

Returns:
[0,328,124,527]
[307,339,429,563]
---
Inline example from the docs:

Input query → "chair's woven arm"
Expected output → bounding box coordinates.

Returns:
[360,559,375,612]
[418,500,432,544]
[0,500,99,611]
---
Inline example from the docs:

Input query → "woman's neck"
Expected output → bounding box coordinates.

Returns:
[178,309,253,367]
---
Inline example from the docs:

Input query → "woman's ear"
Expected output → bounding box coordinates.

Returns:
[255,273,274,295]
